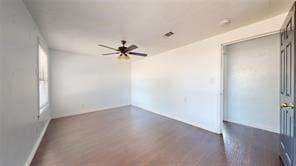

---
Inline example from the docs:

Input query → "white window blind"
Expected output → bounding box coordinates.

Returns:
[38,45,49,113]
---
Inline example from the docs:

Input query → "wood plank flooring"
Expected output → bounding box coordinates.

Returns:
[31,106,282,166]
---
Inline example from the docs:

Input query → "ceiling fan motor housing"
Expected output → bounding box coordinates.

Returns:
[118,46,127,53]
[121,40,126,46]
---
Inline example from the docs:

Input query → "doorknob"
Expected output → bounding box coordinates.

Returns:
[281,103,294,109]
[287,103,294,108]
[281,103,288,108]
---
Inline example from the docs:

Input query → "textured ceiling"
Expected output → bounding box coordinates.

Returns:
[24,0,293,57]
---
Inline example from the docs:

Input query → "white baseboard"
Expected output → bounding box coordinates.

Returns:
[53,104,131,119]
[25,119,51,166]
[132,105,220,134]
[223,118,279,133]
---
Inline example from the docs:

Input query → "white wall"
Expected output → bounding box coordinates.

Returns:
[50,50,131,118]
[224,34,280,133]
[0,0,51,165]
[132,13,287,133]
[0,1,4,164]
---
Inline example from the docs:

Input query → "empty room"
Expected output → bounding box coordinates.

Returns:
[1,0,296,166]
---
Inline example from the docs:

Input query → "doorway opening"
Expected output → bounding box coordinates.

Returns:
[221,33,280,134]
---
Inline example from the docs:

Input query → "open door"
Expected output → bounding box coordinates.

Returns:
[280,3,296,166]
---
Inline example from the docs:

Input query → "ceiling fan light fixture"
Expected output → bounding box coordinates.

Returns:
[118,54,130,60]
[123,55,130,60]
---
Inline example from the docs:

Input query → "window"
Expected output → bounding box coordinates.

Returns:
[38,44,49,114]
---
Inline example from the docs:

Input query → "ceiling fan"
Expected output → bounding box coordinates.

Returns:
[98,40,148,60]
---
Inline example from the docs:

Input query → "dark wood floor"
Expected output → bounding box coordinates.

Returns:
[31,106,282,166]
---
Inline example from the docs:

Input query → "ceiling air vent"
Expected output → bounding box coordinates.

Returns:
[163,31,174,38]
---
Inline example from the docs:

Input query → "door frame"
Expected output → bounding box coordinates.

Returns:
[218,31,280,133]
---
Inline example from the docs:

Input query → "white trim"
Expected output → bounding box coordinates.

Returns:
[25,119,51,166]
[132,105,220,134]
[53,104,131,119]
[224,119,279,133]
[221,30,280,46]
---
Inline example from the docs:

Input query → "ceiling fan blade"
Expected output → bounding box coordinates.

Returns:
[126,45,138,52]
[98,44,118,51]
[102,52,120,55]
[129,52,148,57]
